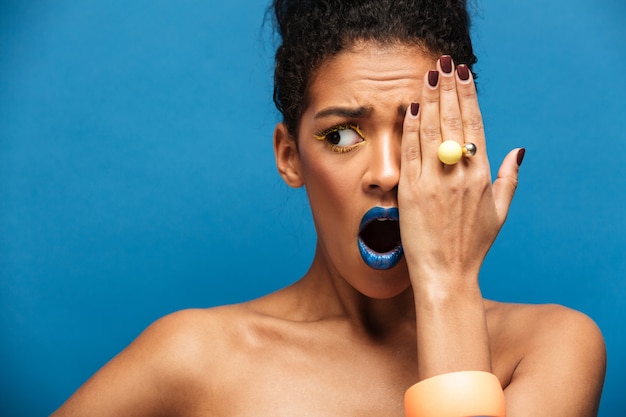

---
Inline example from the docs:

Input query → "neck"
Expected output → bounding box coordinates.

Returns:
[290,249,416,337]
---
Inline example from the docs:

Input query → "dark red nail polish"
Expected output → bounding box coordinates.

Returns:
[440,56,453,74]
[410,102,419,116]
[517,148,526,166]
[457,64,470,81]
[428,70,439,87]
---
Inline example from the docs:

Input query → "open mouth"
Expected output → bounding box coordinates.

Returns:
[358,207,403,270]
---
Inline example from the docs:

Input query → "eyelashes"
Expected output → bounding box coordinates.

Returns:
[314,123,365,153]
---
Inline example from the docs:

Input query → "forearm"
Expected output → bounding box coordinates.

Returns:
[412,272,491,380]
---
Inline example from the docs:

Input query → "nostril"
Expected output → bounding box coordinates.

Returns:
[368,183,398,193]
[367,173,399,193]
[365,163,400,192]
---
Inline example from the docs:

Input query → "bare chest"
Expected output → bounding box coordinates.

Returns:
[180,308,523,417]
[195,335,416,417]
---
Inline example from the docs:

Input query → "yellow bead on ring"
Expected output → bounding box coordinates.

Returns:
[438,140,463,165]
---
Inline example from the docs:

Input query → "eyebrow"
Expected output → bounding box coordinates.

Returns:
[314,105,408,120]
[314,106,373,120]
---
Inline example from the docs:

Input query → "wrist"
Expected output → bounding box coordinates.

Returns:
[408,265,483,299]
[412,283,491,377]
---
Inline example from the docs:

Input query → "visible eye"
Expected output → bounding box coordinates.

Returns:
[314,124,365,153]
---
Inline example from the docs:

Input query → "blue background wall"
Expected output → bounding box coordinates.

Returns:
[1,0,624,415]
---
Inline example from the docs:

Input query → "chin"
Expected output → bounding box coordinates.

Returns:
[348,260,411,300]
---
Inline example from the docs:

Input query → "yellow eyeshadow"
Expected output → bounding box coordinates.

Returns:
[313,123,365,154]
[327,144,359,153]
[313,123,364,140]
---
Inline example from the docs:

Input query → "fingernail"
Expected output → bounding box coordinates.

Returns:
[428,70,439,87]
[440,55,453,74]
[410,102,420,116]
[457,64,470,81]
[517,148,526,166]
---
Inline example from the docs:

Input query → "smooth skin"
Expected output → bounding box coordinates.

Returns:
[51,42,606,417]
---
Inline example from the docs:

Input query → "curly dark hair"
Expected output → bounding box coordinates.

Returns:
[271,0,477,140]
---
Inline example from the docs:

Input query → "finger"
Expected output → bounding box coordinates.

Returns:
[419,69,442,172]
[401,102,423,181]
[493,148,525,224]
[438,55,464,146]
[455,64,487,164]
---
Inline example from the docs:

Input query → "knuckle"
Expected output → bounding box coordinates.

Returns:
[441,114,463,130]
[421,125,440,140]
[468,167,491,186]
[418,187,439,203]
[467,170,491,196]
[439,79,457,93]
[447,182,461,195]
[421,93,439,105]
[442,171,464,193]
[463,115,484,132]
[403,119,420,133]
[404,145,420,161]
[460,88,477,101]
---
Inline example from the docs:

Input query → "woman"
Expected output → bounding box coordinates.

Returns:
[51,0,606,415]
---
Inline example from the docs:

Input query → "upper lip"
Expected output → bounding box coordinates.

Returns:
[359,206,399,232]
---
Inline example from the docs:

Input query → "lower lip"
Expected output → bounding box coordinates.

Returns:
[358,207,404,270]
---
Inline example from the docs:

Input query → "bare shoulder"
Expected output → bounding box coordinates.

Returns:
[51,305,255,417]
[135,305,261,381]
[142,306,242,353]
[486,300,604,343]
[486,301,606,416]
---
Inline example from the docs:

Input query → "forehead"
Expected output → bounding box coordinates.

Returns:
[306,42,436,110]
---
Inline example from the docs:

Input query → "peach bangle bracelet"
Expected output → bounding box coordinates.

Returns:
[404,371,506,417]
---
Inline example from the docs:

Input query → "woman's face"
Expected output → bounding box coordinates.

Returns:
[281,42,436,298]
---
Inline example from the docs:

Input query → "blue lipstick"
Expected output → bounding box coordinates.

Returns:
[358,206,403,270]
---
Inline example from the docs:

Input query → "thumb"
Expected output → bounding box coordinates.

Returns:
[493,148,525,223]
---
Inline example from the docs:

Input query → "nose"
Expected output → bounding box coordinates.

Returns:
[363,133,400,195]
